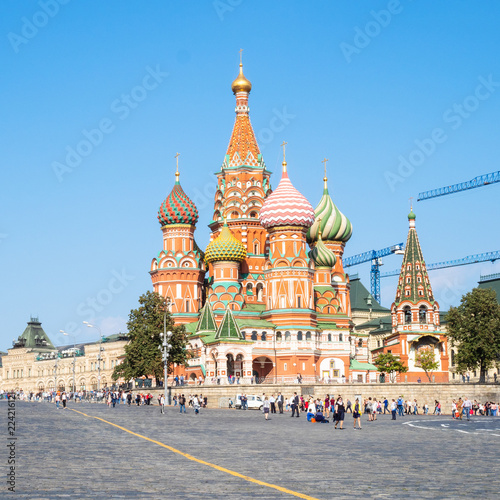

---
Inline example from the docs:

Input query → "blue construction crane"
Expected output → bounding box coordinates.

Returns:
[380,250,500,278]
[417,171,500,201]
[344,243,405,303]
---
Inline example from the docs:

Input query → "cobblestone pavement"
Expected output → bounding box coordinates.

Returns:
[4,400,500,499]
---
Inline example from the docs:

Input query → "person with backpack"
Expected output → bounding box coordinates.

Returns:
[179,394,187,413]
[397,396,404,417]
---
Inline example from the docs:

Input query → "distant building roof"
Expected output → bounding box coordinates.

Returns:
[349,278,390,313]
[478,273,500,303]
[356,315,392,333]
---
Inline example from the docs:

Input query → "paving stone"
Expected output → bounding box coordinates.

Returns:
[4,401,500,499]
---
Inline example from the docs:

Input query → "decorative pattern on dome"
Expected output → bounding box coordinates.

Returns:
[307,181,352,243]
[259,165,315,228]
[309,233,336,268]
[205,222,247,264]
[158,180,199,226]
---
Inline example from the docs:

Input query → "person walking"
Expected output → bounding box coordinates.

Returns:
[62,392,67,409]
[397,396,404,417]
[179,394,187,413]
[353,398,362,429]
[55,393,60,410]
[383,397,389,414]
[160,394,165,414]
[457,398,464,420]
[463,397,472,421]
[263,396,271,420]
[334,397,345,430]
[324,395,330,418]
[291,392,300,418]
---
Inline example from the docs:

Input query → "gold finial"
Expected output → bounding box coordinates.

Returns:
[409,196,413,211]
[174,152,180,182]
[322,158,329,187]
[231,50,252,94]
[317,217,323,239]
[281,141,288,172]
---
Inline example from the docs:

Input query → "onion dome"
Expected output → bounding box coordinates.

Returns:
[259,161,315,228]
[231,63,252,94]
[205,220,247,264]
[307,177,352,243]
[309,231,336,268]
[158,171,199,226]
[408,208,416,220]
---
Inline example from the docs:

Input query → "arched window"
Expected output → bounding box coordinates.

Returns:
[358,339,363,348]
[251,331,258,341]
[419,305,427,324]
[328,333,332,342]
[246,283,253,295]
[297,331,303,341]
[250,211,258,218]
[285,331,291,341]
[339,333,343,342]
[305,331,312,341]
[403,306,412,324]
[256,283,264,301]
[276,331,282,341]
[261,332,267,341]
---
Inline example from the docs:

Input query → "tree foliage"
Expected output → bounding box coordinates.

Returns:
[374,352,408,382]
[415,347,440,382]
[112,291,188,382]
[446,287,500,383]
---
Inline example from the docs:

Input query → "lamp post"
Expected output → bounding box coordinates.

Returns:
[159,313,172,408]
[83,322,104,393]
[53,352,59,395]
[61,331,77,393]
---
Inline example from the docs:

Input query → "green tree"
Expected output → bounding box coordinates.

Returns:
[415,347,440,383]
[446,287,500,383]
[112,291,188,383]
[373,352,408,383]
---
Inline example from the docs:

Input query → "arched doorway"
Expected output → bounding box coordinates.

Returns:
[252,356,273,383]
[226,354,235,378]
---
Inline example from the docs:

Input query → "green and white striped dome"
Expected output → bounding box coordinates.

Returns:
[309,232,336,268]
[307,179,352,243]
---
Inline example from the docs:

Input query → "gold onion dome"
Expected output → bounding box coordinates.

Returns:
[309,231,337,268]
[205,220,247,264]
[231,63,252,94]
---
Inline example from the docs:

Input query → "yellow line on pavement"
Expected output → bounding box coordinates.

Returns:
[69,408,319,500]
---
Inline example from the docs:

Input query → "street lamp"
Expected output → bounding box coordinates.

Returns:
[83,322,104,392]
[159,313,172,408]
[61,331,77,393]
[53,352,60,394]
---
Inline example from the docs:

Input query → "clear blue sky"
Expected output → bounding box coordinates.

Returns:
[1,0,499,349]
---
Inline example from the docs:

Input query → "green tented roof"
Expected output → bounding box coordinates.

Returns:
[216,308,244,340]
[349,278,389,312]
[356,315,392,333]
[185,322,199,334]
[196,302,217,332]
[349,360,378,371]
[14,318,55,350]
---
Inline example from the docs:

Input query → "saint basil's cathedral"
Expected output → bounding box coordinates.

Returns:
[149,60,450,384]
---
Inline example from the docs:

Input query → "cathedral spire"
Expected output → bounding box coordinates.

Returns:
[394,210,435,305]
[224,53,261,169]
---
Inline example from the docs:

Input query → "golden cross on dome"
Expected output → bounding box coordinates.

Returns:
[174,152,180,181]
[239,48,243,65]
[409,196,413,210]
[281,141,287,162]
[322,158,329,178]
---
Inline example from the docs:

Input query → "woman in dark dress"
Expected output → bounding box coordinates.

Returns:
[334,397,345,429]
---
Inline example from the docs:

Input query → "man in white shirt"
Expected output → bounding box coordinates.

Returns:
[463,397,472,421]
[160,394,165,414]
